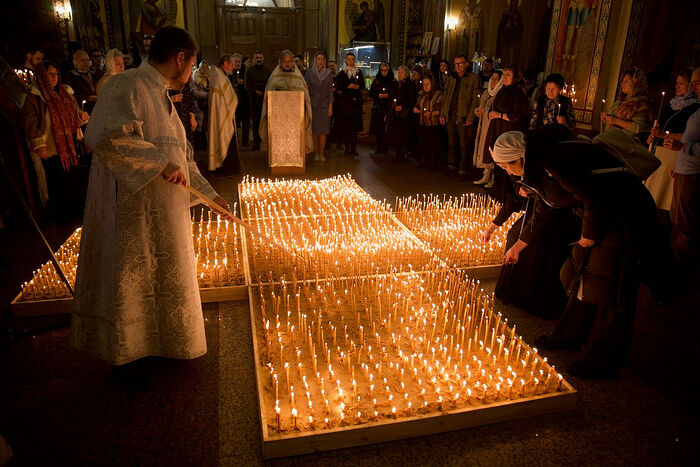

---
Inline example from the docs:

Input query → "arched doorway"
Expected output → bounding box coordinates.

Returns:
[216,0,304,63]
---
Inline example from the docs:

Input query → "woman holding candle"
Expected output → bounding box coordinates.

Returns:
[601,66,652,139]
[369,62,396,155]
[438,60,451,91]
[412,75,444,170]
[482,65,530,192]
[388,65,417,162]
[334,52,365,159]
[520,126,674,379]
[21,62,89,221]
[528,73,575,131]
[480,130,578,320]
[644,68,700,210]
[473,69,503,185]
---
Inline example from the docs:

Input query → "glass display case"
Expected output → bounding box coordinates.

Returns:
[338,41,391,85]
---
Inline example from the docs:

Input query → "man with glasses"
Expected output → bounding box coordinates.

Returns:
[89,48,105,82]
[64,50,97,113]
[440,54,480,179]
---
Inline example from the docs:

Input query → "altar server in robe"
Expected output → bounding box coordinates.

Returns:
[259,49,313,154]
[71,26,230,365]
[208,54,240,173]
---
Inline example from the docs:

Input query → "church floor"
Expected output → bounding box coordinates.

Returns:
[0,143,698,465]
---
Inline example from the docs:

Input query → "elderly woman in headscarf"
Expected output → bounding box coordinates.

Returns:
[602,66,651,138]
[369,61,396,155]
[95,49,125,95]
[473,69,503,185]
[21,62,89,220]
[496,126,673,380]
[413,74,444,169]
[388,65,417,162]
[304,50,334,162]
[480,130,579,320]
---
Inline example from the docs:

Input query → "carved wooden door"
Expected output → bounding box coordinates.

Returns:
[218,8,301,62]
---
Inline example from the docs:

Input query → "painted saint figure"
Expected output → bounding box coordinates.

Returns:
[496,0,524,69]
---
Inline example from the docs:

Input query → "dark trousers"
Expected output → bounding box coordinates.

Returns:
[670,173,700,270]
[249,93,264,145]
[42,155,80,222]
[446,119,476,174]
[418,125,440,167]
[344,129,358,155]
[236,106,250,146]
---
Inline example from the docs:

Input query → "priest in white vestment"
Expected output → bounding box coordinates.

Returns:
[71,27,230,365]
[207,55,239,172]
[259,49,313,153]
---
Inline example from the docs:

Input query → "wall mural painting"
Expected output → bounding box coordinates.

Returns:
[122,0,185,47]
[455,0,483,59]
[546,0,611,125]
[339,0,391,45]
[496,0,524,68]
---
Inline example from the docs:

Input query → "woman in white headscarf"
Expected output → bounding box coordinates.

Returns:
[480,130,579,321]
[473,69,503,186]
[95,49,124,95]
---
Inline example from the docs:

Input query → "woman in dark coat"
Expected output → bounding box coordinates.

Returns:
[334,52,365,159]
[480,129,579,321]
[514,126,675,379]
[529,73,575,131]
[388,65,417,162]
[482,65,529,194]
[369,62,396,155]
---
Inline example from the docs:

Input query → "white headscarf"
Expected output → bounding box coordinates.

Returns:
[193,61,210,89]
[104,49,123,76]
[487,72,504,97]
[492,131,526,163]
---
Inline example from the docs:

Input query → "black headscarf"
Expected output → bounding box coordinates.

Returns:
[376,62,394,84]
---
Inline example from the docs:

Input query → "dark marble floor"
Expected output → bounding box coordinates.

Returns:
[1,142,698,465]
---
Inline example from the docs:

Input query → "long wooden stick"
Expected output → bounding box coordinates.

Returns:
[184,185,305,263]
[0,152,74,295]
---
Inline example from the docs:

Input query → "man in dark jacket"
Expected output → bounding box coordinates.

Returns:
[63,50,97,114]
[440,54,481,179]
[231,53,250,147]
[245,51,271,150]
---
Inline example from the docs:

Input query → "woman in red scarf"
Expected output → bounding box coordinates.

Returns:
[21,62,89,220]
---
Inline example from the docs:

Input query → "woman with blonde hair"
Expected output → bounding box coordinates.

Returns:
[95,49,125,95]
[602,66,651,137]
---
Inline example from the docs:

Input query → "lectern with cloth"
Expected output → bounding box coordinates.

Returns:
[266,90,306,175]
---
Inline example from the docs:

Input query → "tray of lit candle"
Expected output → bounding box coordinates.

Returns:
[247,270,576,459]
[394,194,518,270]
[11,207,249,317]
